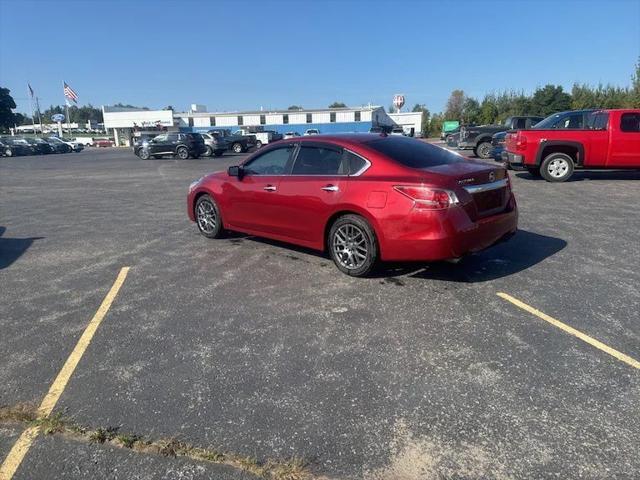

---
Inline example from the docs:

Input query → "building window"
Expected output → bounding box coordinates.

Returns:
[330,112,336,123]
[188,117,194,127]
[306,113,312,123]
[354,111,361,122]
[283,114,289,124]
[237,115,243,126]
[260,114,266,125]
[210,116,216,127]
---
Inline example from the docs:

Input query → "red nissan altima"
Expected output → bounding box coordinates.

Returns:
[187,134,518,276]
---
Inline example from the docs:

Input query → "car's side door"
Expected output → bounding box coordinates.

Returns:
[274,142,350,243]
[608,111,640,167]
[148,134,169,155]
[223,144,296,234]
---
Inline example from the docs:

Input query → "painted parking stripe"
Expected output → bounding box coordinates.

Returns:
[497,292,640,370]
[0,267,130,480]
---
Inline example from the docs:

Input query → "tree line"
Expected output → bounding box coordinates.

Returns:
[413,58,640,137]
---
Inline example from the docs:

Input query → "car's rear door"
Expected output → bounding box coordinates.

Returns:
[608,111,640,167]
[223,143,296,234]
[274,142,349,242]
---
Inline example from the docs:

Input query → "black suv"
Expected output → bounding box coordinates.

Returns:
[134,132,206,159]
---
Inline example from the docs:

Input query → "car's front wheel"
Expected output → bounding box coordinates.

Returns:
[328,214,378,277]
[255,140,263,149]
[195,194,225,238]
[138,149,150,160]
[204,146,213,157]
[232,142,243,154]
[540,153,574,182]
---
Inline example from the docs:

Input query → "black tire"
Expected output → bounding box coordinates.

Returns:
[476,141,492,159]
[328,214,378,277]
[232,142,243,154]
[204,146,213,157]
[195,194,225,239]
[255,140,263,149]
[213,150,224,157]
[176,147,189,159]
[540,153,574,182]
[526,166,542,178]
[138,149,150,160]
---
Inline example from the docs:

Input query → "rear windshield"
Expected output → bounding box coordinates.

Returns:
[365,136,463,169]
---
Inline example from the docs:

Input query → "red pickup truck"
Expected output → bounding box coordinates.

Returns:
[505,109,640,182]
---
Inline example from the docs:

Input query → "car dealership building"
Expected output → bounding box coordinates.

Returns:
[103,105,423,147]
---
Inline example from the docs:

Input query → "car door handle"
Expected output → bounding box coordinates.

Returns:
[263,185,277,191]
[321,185,339,192]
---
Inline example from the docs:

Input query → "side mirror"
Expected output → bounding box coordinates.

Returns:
[228,165,243,178]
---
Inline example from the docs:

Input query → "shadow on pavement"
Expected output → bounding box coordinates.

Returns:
[0,227,44,270]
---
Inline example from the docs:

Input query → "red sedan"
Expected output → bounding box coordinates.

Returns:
[187,134,518,276]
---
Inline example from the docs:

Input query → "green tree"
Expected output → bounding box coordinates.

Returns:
[428,112,444,137]
[530,85,572,116]
[0,87,17,131]
[444,89,465,121]
[411,104,430,135]
[328,102,347,108]
[287,105,302,110]
[631,57,640,107]
[14,112,31,125]
[479,96,499,124]
[462,97,481,124]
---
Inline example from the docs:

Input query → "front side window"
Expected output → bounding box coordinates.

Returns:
[244,145,294,175]
[588,112,609,130]
[515,118,527,129]
[620,113,640,132]
[292,145,346,175]
[153,134,169,142]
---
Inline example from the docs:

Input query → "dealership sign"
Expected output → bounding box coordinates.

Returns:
[51,113,65,122]
[393,94,405,112]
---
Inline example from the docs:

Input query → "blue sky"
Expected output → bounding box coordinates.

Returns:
[1,0,639,115]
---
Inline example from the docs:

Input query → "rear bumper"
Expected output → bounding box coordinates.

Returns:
[379,196,518,262]
[505,151,526,169]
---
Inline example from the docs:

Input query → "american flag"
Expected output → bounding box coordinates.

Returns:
[63,82,78,103]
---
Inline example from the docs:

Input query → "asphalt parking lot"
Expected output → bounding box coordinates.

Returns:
[1,146,639,479]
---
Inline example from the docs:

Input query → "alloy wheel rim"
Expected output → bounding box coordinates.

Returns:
[333,224,368,269]
[548,158,568,177]
[479,144,490,157]
[196,200,217,233]
[178,149,188,159]
[234,144,242,153]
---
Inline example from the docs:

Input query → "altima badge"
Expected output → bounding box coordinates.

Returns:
[458,178,475,185]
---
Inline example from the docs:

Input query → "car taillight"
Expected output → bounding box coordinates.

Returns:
[516,134,527,150]
[394,186,459,210]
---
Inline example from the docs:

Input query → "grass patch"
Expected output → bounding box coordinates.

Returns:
[0,403,38,423]
[32,412,66,435]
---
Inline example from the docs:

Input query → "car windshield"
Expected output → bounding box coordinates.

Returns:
[365,136,463,169]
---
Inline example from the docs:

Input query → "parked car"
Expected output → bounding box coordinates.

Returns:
[390,126,406,136]
[490,131,507,162]
[43,137,73,153]
[135,132,206,159]
[201,133,228,157]
[459,116,544,159]
[0,137,33,156]
[505,109,640,182]
[304,128,320,136]
[283,132,301,139]
[94,138,115,147]
[187,134,517,276]
[20,137,54,155]
[232,128,283,149]
[208,129,255,153]
[56,137,85,152]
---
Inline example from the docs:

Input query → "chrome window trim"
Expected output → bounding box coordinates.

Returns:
[463,178,508,194]
[344,148,372,177]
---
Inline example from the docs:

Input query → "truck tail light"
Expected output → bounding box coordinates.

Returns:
[394,186,459,210]
[515,134,527,150]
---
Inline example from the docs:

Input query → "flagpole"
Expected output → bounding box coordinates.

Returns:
[63,81,70,135]
[28,85,36,133]
[35,97,43,134]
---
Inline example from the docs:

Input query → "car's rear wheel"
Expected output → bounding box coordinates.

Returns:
[204,146,213,157]
[476,141,492,159]
[232,142,243,154]
[138,149,150,160]
[328,214,378,277]
[195,194,225,238]
[540,153,574,182]
[5,148,12,157]
[255,140,263,149]
[177,147,189,159]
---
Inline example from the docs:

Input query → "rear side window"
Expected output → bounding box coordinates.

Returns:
[620,113,640,132]
[365,136,462,169]
[515,118,527,129]
[244,145,294,175]
[292,146,346,175]
[343,151,368,175]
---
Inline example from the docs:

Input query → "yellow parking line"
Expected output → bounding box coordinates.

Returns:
[497,292,640,370]
[0,267,130,480]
